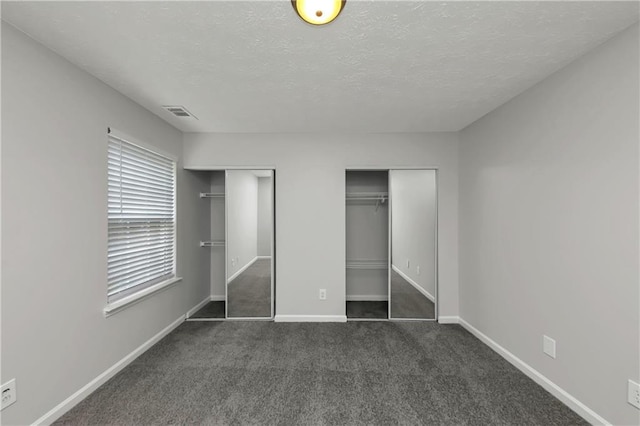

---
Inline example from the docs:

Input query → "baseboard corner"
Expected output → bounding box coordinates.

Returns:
[458,317,610,426]
[391,264,435,302]
[437,316,459,324]
[186,297,211,318]
[31,315,185,426]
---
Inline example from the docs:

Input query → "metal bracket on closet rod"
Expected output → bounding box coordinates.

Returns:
[199,192,225,198]
[200,240,226,247]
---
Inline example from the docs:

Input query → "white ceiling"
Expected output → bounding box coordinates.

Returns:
[2,1,638,133]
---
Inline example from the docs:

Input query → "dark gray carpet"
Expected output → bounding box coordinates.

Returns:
[55,322,587,425]
[346,301,388,319]
[190,301,225,319]
[390,269,435,319]
[228,259,272,318]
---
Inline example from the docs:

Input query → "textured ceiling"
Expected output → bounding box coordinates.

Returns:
[2,1,638,133]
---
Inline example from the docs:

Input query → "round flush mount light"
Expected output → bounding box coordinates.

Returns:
[291,0,346,26]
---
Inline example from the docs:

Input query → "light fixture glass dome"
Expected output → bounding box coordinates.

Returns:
[292,0,346,26]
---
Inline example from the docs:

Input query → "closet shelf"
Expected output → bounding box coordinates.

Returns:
[199,192,225,198]
[346,259,388,270]
[200,240,226,247]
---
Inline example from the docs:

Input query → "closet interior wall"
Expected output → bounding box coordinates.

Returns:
[345,171,389,301]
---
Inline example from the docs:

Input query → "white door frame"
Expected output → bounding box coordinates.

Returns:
[344,166,439,322]
[193,166,276,321]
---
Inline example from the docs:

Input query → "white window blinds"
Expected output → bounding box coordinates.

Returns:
[107,131,176,302]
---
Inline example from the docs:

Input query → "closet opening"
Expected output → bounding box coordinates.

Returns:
[185,168,276,321]
[346,170,390,320]
[345,168,438,321]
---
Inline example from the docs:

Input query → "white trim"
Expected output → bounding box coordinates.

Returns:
[256,255,272,259]
[227,256,258,284]
[345,166,440,171]
[186,296,211,319]
[104,277,183,317]
[31,315,185,426]
[107,127,178,162]
[274,315,347,323]
[210,295,225,301]
[437,316,459,324]
[185,318,225,322]
[459,318,610,425]
[184,166,277,171]
[391,265,434,302]
[346,295,388,301]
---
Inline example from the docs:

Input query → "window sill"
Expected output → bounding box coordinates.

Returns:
[104,277,183,317]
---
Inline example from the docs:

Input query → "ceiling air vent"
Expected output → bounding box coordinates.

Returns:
[162,105,198,119]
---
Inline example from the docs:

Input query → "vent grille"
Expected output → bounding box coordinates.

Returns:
[162,105,197,119]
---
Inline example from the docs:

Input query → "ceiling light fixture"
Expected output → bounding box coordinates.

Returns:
[291,0,346,26]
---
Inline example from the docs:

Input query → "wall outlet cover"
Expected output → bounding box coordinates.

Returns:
[628,379,640,409]
[543,335,556,359]
[1,379,17,410]
[319,289,327,300]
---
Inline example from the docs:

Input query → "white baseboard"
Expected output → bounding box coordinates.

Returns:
[346,295,388,302]
[458,318,609,425]
[274,315,347,323]
[210,295,225,301]
[437,316,459,324]
[32,315,185,426]
[256,255,272,259]
[227,256,257,284]
[186,297,211,318]
[392,265,435,302]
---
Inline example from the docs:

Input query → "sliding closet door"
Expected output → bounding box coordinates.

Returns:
[389,170,437,320]
[226,170,274,319]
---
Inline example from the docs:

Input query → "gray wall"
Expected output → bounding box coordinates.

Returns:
[459,24,639,426]
[226,170,258,279]
[1,23,210,425]
[390,170,437,298]
[209,171,226,297]
[257,177,272,257]
[183,133,459,318]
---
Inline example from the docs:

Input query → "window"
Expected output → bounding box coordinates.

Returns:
[107,130,176,304]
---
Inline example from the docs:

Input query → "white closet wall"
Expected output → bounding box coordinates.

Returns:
[209,171,226,298]
[226,171,259,280]
[346,171,389,301]
[257,177,273,257]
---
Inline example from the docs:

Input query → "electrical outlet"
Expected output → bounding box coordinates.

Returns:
[543,335,556,359]
[628,379,640,409]
[417,265,420,275]
[1,379,17,410]
[319,289,327,300]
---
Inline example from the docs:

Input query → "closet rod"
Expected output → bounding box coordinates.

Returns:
[199,192,225,198]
